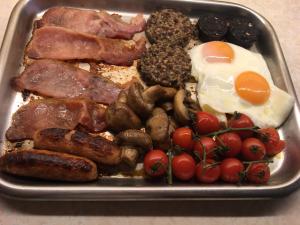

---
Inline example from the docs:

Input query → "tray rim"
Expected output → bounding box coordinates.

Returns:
[0,0,299,200]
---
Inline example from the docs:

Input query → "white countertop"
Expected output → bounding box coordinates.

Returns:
[0,0,299,224]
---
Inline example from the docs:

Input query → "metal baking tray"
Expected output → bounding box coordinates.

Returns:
[0,0,299,200]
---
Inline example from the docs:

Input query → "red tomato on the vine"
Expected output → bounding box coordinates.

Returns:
[241,138,266,161]
[196,159,221,183]
[266,140,285,156]
[172,127,194,151]
[246,163,270,184]
[220,158,244,183]
[144,150,168,177]
[172,153,196,181]
[195,111,220,135]
[216,132,242,157]
[228,112,254,139]
[193,137,217,159]
[258,128,280,152]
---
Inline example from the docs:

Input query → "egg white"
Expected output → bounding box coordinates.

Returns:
[189,42,294,128]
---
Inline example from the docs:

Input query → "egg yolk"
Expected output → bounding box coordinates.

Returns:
[202,41,234,63]
[235,71,270,105]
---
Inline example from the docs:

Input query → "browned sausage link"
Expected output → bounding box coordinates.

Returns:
[33,128,122,165]
[0,149,98,182]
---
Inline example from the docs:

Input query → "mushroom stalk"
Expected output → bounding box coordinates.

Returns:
[146,108,171,150]
[174,89,190,125]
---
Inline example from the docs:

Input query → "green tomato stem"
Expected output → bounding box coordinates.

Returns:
[206,126,260,137]
[167,148,173,185]
[243,159,274,164]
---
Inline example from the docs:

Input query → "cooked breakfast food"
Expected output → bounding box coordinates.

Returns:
[144,113,286,184]
[0,149,98,182]
[126,82,177,118]
[146,107,174,150]
[227,17,258,48]
[189,41,294,127]
[0,7,295,186]
[196,12,258,48]
[6,99,106,141]
[36,7,146,39]
[26,26,146,66]
[139,42,191,87]
[145,9,194,46]
[105,90,143,133]
[115,129,153,155]
[33,128,122,165]
[196,14,228,41]
[13,59,121,105]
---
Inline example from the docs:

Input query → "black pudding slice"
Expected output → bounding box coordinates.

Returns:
[197,14,228,42]
[138,42,191,88]
[145,9,194,47]
[227,17,258,48]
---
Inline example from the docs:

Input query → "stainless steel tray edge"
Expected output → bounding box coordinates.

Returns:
[0,0,299,200]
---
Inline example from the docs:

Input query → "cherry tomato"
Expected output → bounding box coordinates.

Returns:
[216,132,242,157]
[220,158,244,183]
[228,112,254,139]
[193,137,217,159]
[241,138,266,161]
[172,153,196,181]
[196,159,221,183]
[144,150,168,177]
[266,140,285,156]
[258,128,280,152]
[246,163,270,184]
[195,111,220,135]
[172,127,194,151]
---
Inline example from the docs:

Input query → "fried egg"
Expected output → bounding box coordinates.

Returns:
[189,41,294,128]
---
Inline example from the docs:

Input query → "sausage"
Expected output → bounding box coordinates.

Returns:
[33,128,122,165]
[0,149,98,182]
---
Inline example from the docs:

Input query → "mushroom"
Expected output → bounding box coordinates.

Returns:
[116,90,128,104]
[127,82,154,118]
[142,85,177,103]
[105,102,142,133]
[115,130,153,169]
[115,129,153,155]
[120,146,139,168]
[174,89,190,125]
[146,108,171,150]
[127,82,177,118]
[159,102,173,113]
[185,92,201,113]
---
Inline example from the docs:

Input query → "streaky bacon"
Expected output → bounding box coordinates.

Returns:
[36,7,146,39]
[13,59,121,105]
[6,98,106,141]
[26,26,146,66]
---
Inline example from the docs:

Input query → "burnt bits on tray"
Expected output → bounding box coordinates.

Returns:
[227,17,258,48]
[145,9,194,47]
[197,14,228,42]
[138,42,191,88]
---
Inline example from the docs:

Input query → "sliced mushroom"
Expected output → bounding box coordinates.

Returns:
[120,146,139,168]
[174,89,190,125]
[146,108,171,150]
[105,102,142,133]
[159,101,173,113]
[185,91,200,113]
[142,85,177,103]
[115,129,153,154]
[127,82,154,118]
[127,82,177,119]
